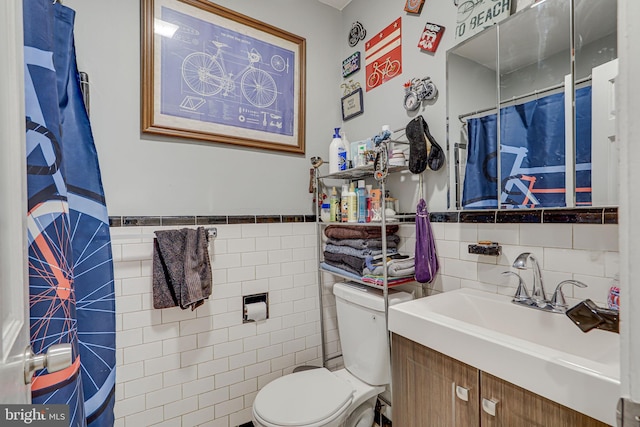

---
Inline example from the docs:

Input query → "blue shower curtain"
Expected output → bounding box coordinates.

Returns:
[462,87,592,209]
[24,1,116,426]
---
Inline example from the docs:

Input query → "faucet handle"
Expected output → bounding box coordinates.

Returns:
[551,280,588,310]
[502,271,530,302]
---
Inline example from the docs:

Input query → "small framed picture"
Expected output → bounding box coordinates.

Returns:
[404,0,425,14]
[418,22,445,53]
[341,88,364,121]
[342,52,361,78]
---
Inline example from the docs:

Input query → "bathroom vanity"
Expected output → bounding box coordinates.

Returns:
[388,288,619,426]
[391,334,608,426]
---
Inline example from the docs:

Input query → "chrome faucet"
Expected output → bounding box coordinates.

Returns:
[512,252,546,306]
[505,253,588,314]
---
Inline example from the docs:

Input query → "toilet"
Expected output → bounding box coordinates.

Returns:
[252,282,413,427]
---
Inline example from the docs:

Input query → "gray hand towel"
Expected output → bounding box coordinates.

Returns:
[153,227,212,310]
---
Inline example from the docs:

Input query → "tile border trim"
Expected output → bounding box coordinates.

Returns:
[109,208,617,227]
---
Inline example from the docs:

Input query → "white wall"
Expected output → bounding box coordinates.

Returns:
[65,0,342,216]
[338,0,455,213]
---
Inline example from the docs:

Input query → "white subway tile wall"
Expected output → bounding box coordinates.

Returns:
[111,221,618,426]
[112,223,324,427]
[428,222,620,307]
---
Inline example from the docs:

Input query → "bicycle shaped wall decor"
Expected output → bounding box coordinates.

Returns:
[403,77,437,111]
[181,41,278,108]
[367,57,401,89]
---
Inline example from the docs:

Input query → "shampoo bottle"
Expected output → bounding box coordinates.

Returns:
[329,187,339,222]
[347,182,358,223]
[329,128,347,174]
[340,184,349,222]
[357,180,367,223]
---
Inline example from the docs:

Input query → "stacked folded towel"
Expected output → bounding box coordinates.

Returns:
[322,225,413,279]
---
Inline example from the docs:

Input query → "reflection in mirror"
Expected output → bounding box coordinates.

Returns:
[496,0,571,209]
[447,26,498,209]
[575,0,618,206]
[447,0,618,210]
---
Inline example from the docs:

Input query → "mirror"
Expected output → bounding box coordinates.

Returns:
[447,0,618,210]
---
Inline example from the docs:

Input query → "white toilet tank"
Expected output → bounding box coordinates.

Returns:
[333,282,413,386]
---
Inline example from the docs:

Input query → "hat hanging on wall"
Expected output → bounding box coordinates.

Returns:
[405,115,445,174]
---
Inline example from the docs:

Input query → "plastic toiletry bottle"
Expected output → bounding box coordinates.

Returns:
[340,184,349,222]
[329,128,347,174]
[341,130,351,167]
[365,184,373,222]
[357,180,367,223]
[329,187,339,222]
[347,182,358,223]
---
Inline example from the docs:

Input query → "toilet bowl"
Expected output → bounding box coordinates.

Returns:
[252,282,413,427]
[251,367,383,427]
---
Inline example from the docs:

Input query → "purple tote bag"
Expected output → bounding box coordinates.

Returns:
[415,198,439,283]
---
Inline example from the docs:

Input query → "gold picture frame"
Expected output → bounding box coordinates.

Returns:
[141,0,306,154]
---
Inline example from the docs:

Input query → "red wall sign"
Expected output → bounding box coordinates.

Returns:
[365,17,402,92]
[418,22,445,53]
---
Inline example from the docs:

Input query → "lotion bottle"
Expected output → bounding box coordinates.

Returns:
[347,182,358,223]
[329,128,346,174]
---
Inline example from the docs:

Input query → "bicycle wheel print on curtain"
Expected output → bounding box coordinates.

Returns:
[24,1,116,426]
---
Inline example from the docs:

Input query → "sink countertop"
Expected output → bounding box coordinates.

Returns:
[388,287,620,426]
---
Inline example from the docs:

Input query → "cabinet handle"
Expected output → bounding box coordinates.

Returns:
[482,397,499,417]
[455,385,469,402]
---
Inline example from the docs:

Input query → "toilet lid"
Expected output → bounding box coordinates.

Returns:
[253,368,353,426]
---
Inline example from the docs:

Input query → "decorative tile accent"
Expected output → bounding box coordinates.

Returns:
[196,216,228,225]
[604,208,618,224]
[496,210,542,223]
[543,208,603,224]
[459,211,496,223]
[281,215,305,223]
[256,215,281,223]
[430,212,459,223]
[161,216,196,226]
[109,216,122,227]
[122,216,161,226]
[228,215,256,225]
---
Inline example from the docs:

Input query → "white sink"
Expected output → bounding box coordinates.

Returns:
[388,287,620,426]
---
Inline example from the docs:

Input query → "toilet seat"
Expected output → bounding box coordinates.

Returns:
[253,368,354,427]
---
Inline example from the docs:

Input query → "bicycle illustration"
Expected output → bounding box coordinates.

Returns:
[181,41,278,108]
[367,57,401,89]
[348,21,367,47]
[457,0,501,23]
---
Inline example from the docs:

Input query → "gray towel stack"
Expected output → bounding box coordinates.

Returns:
[153,227,212,310]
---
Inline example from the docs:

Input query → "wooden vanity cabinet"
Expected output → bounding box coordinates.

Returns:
[391,333,609,427]
[391,333,480,426]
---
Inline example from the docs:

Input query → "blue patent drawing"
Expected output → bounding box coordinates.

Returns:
[160,7,296,136]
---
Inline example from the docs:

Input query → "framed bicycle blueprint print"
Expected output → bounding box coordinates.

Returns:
[141,0,306,154]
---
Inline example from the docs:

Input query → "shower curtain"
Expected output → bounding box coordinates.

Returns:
[24,1,116,426]
[462,86,592,209]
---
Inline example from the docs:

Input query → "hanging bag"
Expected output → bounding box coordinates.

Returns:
[415,198,439,283]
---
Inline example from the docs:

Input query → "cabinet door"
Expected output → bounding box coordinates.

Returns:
[480,372,609,427]
[392,334,480,427]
